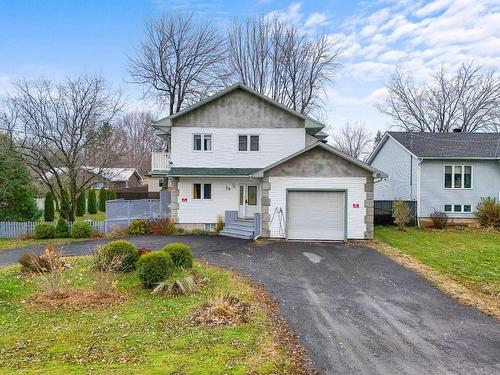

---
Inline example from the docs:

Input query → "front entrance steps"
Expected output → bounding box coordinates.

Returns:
[220,218,255,239]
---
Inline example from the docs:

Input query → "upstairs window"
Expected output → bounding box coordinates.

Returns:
[444,165,472,189]
[193,134,212,151]
[238,135,259,152]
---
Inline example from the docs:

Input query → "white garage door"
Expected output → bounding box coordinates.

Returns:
[287,191,345,240]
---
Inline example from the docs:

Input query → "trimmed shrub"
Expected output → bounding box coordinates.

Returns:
[34,223,55,239]
[393,200,411,231]
[44,191,55,222]
[476,197,500,228]
[127,219,150,235]
[76,192,86,217]
[162,242,193,269]
[430,210,448,229]
[138,248,152,256]
[191,228,211,236]
[71,221,93,238]
[94,240,139,272]
[99,187,107,212]
[55,218,70,238]
[137,252,174,288]
[87,189,97,214]
[108,190,117,200]
[149,218,169,235]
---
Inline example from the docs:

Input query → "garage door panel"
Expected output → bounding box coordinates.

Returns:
[287,191,345,240]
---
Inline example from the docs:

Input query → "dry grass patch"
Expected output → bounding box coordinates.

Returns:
[30,289,126,309]
[192,294,251,326]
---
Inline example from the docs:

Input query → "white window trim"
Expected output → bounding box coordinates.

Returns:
[443,204,474,213]
[237,134,260,152]
[443,164,473,189]
[192,183,212,200]
[192,134,213,152]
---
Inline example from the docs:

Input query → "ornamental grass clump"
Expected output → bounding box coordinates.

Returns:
[475,197,500,229]
[393,200,411,231]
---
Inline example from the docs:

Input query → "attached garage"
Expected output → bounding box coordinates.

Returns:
[253,142,387,241]
[287,190,346,240]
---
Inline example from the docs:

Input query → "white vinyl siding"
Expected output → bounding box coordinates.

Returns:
[177,177,260,224]
[287,191,345,240]
[171,127,306,168]
[370,137,417,200]
[268,177,367,239]
[419,160,500,218]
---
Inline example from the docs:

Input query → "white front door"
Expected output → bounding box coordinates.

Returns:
[239,184,258,218]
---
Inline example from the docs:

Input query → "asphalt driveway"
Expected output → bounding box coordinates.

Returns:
[1,236,499,374]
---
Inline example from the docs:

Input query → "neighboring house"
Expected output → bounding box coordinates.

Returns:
[85,167,143,190]
[368,131,500,225]
[149,83,386,240]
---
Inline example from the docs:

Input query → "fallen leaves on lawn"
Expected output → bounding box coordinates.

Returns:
[30,289,126,309]
[192,294,251,326]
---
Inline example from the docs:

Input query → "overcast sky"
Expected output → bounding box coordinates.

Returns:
[0,0,499,137]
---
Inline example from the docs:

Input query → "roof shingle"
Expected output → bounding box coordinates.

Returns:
[388,132,500,158]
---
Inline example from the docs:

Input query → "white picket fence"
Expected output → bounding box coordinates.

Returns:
[0,220,105,239]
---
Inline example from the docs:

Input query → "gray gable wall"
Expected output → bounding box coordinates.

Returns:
[172,88,304,128]
[265,147,372,178]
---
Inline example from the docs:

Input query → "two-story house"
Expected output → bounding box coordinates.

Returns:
[368,131,500,225]
[149,84,386,240]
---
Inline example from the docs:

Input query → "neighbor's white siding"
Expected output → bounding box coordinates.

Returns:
[419,159,500,218]
[177,177,260,223]
[170,127,306,168]
[267,177,367,239]
[370,136,417,200]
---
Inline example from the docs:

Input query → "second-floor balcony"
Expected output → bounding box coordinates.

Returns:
[151,152,171,171]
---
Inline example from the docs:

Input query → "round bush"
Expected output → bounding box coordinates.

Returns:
[34,223,55,239]
[137,252,174,288]
[71,221,93,238]
[127,219,150,236]
[96,240,139,272]
[162,242,193,269]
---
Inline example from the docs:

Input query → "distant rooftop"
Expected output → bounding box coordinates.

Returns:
[388,132,500,158]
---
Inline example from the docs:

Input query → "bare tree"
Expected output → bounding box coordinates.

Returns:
[377,62,500,132]
[113,111,165,175]
[227,17,341,116]
[7,75,123,220]
[333,121,373,161]
[128,13,226,115]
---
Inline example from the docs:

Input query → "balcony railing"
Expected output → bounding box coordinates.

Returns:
[151,152,170,171]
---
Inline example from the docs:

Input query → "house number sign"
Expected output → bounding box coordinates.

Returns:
[182,198,188,203]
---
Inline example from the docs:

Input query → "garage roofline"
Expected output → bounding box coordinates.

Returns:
[252,142,388,178]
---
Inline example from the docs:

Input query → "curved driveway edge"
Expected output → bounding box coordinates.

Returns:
[1,235,499,374]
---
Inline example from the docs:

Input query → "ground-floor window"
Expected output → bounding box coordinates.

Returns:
[193,183,212,200]
[444,204,472,213]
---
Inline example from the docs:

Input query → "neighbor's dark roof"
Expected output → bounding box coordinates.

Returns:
[152,167,261,177]
[388,132,500,158]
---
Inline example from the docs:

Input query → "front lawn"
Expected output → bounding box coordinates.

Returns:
[375,226,499,297]
[0,257,307,374]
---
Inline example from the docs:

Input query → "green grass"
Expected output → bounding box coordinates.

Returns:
[375,226,500,296]
[0,238,87,251]
[0,257,296,374]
